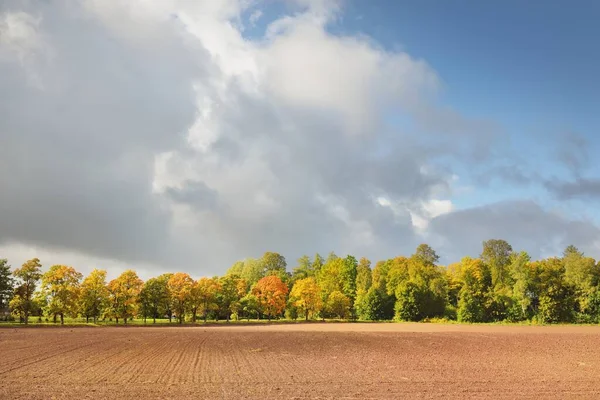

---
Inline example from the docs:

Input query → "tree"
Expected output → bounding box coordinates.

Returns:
[168,273,194,324]
[414,244,440,266]
[80,269,108,323]
[261,252,287,274]
[292,255,313,282]
[340,255,358,318]
[508,251,533,321]
[217,274,245,321]
[481,239,513,288]
[107,270,143,324]
[40,265,82,324]
[325,291,351,319]
[311,253,324,276]
[138,275,170,324]
[0,259,14,319]
[240,293,260,320]
[191,277,220,322]
[290,277,322,321]
[252,275,288,321]
[12,258,43,324]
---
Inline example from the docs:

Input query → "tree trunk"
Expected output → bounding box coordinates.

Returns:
[144,316,147,324]
[305,309,309,321]
[24,311,29,325]
[86,315,89,323]
[60,313,64,325]
[116,317,119,324]
[204,312,207,323]
[124,317,128,325]
[153,316,156,324]
[53,314,57,324]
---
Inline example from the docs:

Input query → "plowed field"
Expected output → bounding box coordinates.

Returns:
[1,323,600,399]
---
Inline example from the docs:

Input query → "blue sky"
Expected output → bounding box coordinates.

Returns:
[332,1,600,211]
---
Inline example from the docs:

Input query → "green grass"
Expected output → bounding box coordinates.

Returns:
[1,317,598,328]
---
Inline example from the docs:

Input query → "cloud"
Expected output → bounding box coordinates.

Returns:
[2,0,596,277]
[545,178,600,200]
[428,200,600,262]
[0,1,203,267]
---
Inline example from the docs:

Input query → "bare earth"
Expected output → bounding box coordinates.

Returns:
[1,323,600,399]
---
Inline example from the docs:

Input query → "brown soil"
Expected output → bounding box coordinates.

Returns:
[1,323,600,399]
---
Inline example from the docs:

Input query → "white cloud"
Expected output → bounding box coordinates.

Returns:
[2,0,593,277]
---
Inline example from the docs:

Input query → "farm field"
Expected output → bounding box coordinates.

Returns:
[1,323,600,399]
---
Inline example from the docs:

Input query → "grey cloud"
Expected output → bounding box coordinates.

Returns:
[0,2,205,266]
[545,178,600,200]
[556,132,589,174]
[428,200,600,262]
[165,181,219,210]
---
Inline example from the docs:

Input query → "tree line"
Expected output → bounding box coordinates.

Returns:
[1,240,599,325]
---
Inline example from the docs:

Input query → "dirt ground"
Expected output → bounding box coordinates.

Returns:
[1,323,600,399]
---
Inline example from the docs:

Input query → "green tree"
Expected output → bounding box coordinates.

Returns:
[340,255,358,318]
[138,275,170,324]
[0,259,14,319]
[481,239,513,288]
[217,274,245,321]
[12,258,43,324]
[325,291,351,319]
[240,293,260,320]
[292,255,313,282]
[40,265,82,324]
[414,244,440,266]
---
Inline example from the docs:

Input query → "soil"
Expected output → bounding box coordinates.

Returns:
[1,323,600,399]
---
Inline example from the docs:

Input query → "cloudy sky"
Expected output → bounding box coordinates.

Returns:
[1,0,599,279]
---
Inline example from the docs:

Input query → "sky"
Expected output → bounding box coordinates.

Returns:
[1,0,599,279]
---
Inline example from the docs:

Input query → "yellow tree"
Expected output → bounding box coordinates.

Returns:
[252,275,288,321]
[12,258,43,324]
[107,270,143,324]
[80,269,109,323]
[40,265,82,324]
[190,277,220,322]
[290,277,322,321]
[168,272,194,324]
[325,291,351,319]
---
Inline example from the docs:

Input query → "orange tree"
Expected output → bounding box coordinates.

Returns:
[167,272,194,324]
[252,275,288,321]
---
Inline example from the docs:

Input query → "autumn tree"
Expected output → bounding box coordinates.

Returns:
[0,259,14,319]
[40,265,82,324]
[138,274,170,323]
[168,272,194,324]
[107,270,143,324]
[325,291,351,319]
[290,277,322,320]
[12,258,43,324]
[252,275,288,321]
[80,269,109,323]
[191,277,220,322]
